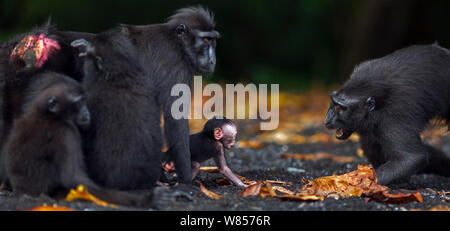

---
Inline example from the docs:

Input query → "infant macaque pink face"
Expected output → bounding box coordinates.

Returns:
[221,123,237,149]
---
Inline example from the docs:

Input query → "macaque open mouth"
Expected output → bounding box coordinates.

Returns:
[335,128,353,140]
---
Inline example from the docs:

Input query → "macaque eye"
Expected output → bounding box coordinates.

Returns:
[203,37,214,43]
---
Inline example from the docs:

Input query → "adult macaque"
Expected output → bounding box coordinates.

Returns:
[4,72,147,206]
[324,44,450,185]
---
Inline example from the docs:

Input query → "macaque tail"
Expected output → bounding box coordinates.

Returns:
[87,186,153,208]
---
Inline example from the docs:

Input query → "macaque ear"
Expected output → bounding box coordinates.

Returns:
[213,128,223,140]
[366,97,375,112]
[176,24,187,36]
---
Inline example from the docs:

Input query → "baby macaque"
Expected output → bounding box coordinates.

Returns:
[163,117,245,187]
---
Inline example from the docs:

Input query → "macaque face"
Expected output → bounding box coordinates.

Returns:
[221,124,237,149]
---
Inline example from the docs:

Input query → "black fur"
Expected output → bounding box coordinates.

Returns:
[325,44,450,185]
[121,6,220,184]
[72,29,161,190]
[162,117,244,187]
[4,72,146,206]
[0,26,94,184]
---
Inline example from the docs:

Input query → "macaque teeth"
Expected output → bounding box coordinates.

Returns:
[336,128,344,137]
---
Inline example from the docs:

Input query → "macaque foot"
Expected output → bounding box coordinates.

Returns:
[149,185,195,209]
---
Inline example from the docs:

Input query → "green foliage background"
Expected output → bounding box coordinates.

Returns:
[1,0,449,90]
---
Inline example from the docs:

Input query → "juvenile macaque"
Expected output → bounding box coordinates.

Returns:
[4,72,146,206]
[163,117,245,187]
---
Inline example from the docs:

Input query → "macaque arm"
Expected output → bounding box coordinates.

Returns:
[213,151,245,187]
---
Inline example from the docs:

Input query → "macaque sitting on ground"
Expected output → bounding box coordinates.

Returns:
[162,117,245,187]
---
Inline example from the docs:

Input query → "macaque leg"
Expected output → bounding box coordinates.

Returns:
[191,161,201,180]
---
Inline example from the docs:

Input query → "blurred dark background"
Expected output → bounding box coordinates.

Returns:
[1,0,450,90]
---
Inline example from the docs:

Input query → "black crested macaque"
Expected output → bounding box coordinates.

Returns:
[324,43,450,185]
[71,30,161,190]
[162,117,245,187]
[4,72,146,206]
[120,6,220,184]
[0,24,94,185]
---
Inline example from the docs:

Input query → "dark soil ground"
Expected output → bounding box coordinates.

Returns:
[1,120,449,211]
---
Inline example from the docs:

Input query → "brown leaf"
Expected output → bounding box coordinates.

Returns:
[240,182,264,197]
[272,186,295,195]
[297,164,385,199]
[195,180,223,200]
[236,174,258,185]
[25,204,75,211]
[294,164,422,204]
[199,166,219,172]
[65,185,116,207]
[276,194,323,201]
[264,180,293,186]
[367,190,423,204]
[259,182,277,198]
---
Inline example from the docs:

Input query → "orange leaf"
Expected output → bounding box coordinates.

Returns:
[367,190,423,204]
[264,180,293,186]
[26,205,75,211]
[294,164,422,204]
[272,186,295,195]
[240,182,264,197]
[238,140,264,149]
[199,166,219,172]
[297,164,385,199]
[195,180,223,200]
[65,185,116,208]
[276,194,323,201]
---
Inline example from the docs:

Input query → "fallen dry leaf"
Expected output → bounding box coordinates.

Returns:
[217,174,289,186]
[239,181,298,199]
[367,190,423,204]
[199,166,219,172]
[237,174,258,185]
[277,194,323,201]
[259,182,277,198]
[272,186,295,195]
[65,185,116,208]
[297,164,384,199]
[357,148,364,157]
[264,180,294,186]
[25,204,75,211]
[240,182,264,197]
[281,152,356,163]
[195,180,223,200]
[295,164,422,203]
[238,140,265,149]
[233,164,421,204]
